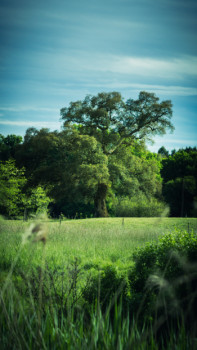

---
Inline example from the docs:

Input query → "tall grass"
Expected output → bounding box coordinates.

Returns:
[1,289,194,349]
[0,217,197,349]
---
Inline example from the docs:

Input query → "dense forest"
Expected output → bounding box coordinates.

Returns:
[0,91,197,218]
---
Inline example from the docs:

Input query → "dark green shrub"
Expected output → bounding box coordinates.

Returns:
[14,257,85,320]
[128,229,197,337]
[82,265,128,311]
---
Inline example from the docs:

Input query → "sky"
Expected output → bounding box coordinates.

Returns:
[0,0,197,152]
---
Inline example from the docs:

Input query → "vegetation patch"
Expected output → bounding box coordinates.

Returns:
[0,218,197,349]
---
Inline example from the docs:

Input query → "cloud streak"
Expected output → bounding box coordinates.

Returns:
[81,82,197,97]
[0,119,61,129]
[15,50,197,84]
[4,50,196,97]
[74,53,197,81]
[0,106,59,113]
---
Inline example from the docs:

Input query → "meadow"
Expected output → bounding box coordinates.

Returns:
[0,217,197,349]
[1,217,196,268]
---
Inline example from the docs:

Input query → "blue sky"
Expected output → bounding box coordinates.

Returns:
[0,0,197,152]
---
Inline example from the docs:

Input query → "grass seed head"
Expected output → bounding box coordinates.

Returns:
[31,222,47,244]
[23,214,48,245]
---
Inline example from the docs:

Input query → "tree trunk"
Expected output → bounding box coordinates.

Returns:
[94,183,109,217]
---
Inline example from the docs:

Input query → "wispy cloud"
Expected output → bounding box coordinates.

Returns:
[81,54,197,80]
[6,50,196,99]
[81,82,197,97]
[0,119,61,129]
[0,106,59,113]
[158,137,196,145]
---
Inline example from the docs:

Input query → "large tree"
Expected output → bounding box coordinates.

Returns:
[61,91,174,217]
[16,127,109,218]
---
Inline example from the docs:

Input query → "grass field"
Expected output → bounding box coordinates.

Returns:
[0,217,196,271]
[0,217,197,349]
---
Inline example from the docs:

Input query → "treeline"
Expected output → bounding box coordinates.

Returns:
[0,91,196,218]
[0,131,196,218]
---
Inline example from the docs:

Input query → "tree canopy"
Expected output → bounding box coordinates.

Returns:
[0,134,22,161]
[0,159,52,218]
[0,91,179,218]
[61,91,174,155]
[60,91,173,216]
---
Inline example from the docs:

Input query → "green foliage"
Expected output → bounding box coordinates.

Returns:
[26,186,52,215]
[2,91,174,218]
[61,91,174,155]
[115,195,168,217]
[130,228,197,290]
[109,142,163,199]
[128,229,197,334]
[0,134,22,161]
[1,219,197,349]
[82,265,127,310]
[158,146,169,158]
[0,159,52,218]
[0,92,176,218]
[1,286,193,349]
[15,128,61,185]
[0,159,26,216]
[17,126,165,219]
[161,148,197,216]
[161,148,197,182]
[60,91,173,216]
[16,127,109,217]
[163,176,196,217]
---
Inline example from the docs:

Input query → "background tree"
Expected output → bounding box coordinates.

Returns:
[0,92,174,218]
[158,146,169,158]
[161,148,197,217]
[0,159,26,217]
[0,159,52,218]
[25,186,52,216]
[53,128,109,217]
[16,127,109,218]
[0,134,22,161]
[108,141,165,216]
[61,91,174,216]
[15,128,61,187]
[109,141,162,199]
[14,127,167,218]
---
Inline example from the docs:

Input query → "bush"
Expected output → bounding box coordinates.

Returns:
[82,265,128,311]
[115,195,168,217]
[128,229,197,337]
